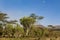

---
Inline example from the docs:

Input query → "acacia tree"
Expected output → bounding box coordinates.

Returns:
[20,17,36,36]
[0,12,17,37]
[20,13,44,36]
[0,12,9,37]
[0,12,9,29]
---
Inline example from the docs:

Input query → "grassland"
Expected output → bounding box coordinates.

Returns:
[0,37,60,40]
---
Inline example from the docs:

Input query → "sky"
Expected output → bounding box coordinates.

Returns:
[0,0,60,26]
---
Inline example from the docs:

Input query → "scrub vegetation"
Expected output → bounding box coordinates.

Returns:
[0,12,60,40]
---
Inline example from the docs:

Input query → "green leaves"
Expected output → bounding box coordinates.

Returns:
[20,17,36,36]
[0,12,9,21]
[30,13,44,20]
[29,26,44,37]
[20,13,44,36]
[20,17,36,27]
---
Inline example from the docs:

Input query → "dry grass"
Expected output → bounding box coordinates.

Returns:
[0,37,60,40]
[0,38,38,40]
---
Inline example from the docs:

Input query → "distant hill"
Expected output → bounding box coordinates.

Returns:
[34,25,45,29]
[54,25,60,29]
[48,25,60,31]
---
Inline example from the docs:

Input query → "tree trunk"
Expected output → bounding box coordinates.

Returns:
[26,28,30,36]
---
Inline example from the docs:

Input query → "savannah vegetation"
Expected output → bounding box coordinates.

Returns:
[0,12,60,40]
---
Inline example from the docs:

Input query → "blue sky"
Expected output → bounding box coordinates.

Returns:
[0,0,60,26]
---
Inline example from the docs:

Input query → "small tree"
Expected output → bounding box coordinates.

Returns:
[48,25,55,29]
[20,13,44,36]
[20,17,36,36]
[0,12,9,37]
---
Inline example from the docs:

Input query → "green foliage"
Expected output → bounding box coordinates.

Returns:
[13,24,24,38]
[30,13,44,20]
[20,17,36,27]
[29,26,44,37]
[3,24,14,37]
[0,12,8,21]
[14,24,24,34]
[43,28,50,37]
[20,17,36,36]
[0,12,60,39]
[20,13,44,36]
